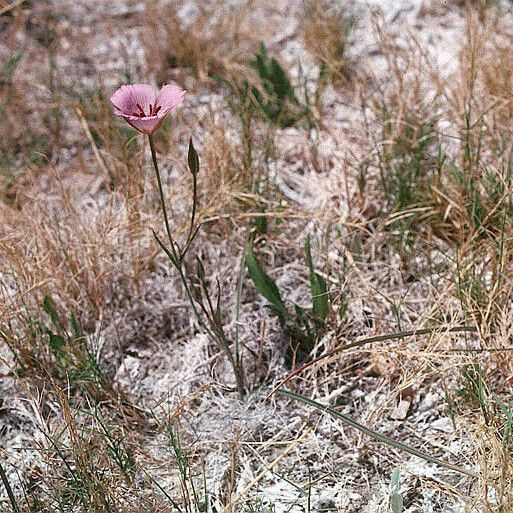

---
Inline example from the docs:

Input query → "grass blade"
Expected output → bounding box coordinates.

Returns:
[271,325,478,393]
[0,460,20,513]
[278,388,478,479]
[304,236,328,326]
[246,240,287,322]
[42,295,63,333]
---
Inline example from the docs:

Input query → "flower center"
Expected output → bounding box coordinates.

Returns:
[132,103,162,117]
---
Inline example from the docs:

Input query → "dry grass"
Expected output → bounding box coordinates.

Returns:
[144,0,269,86]
[299,0,356,83]
[2,0,513,512]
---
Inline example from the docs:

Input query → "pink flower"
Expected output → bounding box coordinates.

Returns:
[110,83,186,134]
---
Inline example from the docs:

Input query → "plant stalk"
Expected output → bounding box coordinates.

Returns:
[148,134,178,259]
[148,136,245,398]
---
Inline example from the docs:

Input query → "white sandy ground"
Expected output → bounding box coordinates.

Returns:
[2,0,512,511]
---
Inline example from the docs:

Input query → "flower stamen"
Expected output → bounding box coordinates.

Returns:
[133,103,147,117]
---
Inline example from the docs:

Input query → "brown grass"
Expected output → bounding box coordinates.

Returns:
[2,0,513,511]
[299,0,356,83]
[144,0,269,85]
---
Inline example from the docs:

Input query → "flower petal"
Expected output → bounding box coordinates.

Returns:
[110,84,156,117]
[114,112,163,134]
[155,83,186,117]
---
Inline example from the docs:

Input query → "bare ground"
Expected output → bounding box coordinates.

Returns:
[1,1,513,512]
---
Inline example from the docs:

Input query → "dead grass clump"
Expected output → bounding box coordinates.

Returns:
[299,0,356,83]
[0,181,154,386]
[360,13,513,252]
[479,21,513,150]
[144,0,264,85]
[14,381,146,511]
[196,121,247,218]
[425,12,513,247]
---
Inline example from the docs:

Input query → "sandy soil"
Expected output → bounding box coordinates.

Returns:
[1,0,510,512]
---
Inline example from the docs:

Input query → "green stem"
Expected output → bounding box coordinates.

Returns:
[234,243,248,375]
[184,169,198,255]
[0,460,19,513]
[148,137,205,338]
[148,134,178,259]
[154,230,245,398]
[218,327,245,398]
[153,231,205,330]
[205,281,245,397]
[149,135,245,398]
[187,264,245,397]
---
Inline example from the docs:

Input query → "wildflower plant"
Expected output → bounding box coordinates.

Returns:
[110,83,246,397]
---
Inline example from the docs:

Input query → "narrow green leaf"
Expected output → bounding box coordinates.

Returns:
[249,42,302,128]
[391,467,401,489]
[190,282,203,304]
[196,256,206,282]
[494,393,513,442]
[391,492,404,513]
[48,332,67,370]
[48,332,65,355]
[278,389,478,478]
[70,311,84,341]
[0,460,20,513]
[215,278,223,325]
[42,295,62,332]
[305,236,328,326]
[246,241,287,321]
[1,52,23,79]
